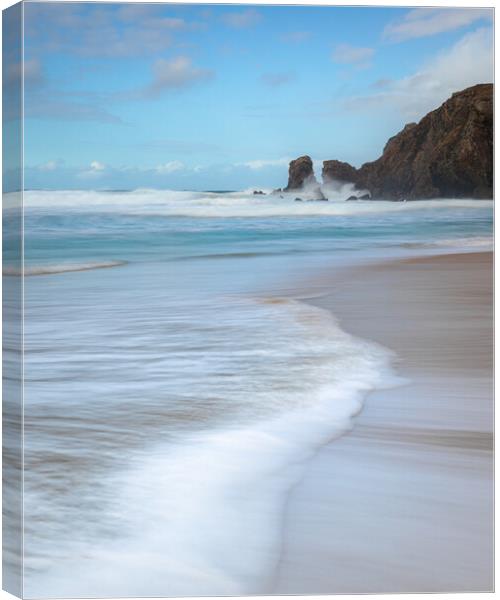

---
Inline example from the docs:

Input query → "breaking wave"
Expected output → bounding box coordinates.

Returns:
[18,189,493,219]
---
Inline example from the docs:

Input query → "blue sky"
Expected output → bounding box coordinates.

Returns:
[17,2,494,190]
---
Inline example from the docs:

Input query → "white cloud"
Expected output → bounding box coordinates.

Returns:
[237,157,290,170]
[222,9,261,28]
[79,161,106,178]
[143,57,214,98]
[332,44,374,65]
[237,157,326,177]
[156,161,185,174]
[38,159,62,171]
[117,5,186,30]
[345,27,493,121]
[383,7,492,42]
[24,3,203,58]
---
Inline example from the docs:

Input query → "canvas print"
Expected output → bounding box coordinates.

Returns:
[2,2,494,598]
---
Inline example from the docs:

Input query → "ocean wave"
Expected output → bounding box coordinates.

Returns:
[26,298,402,597]
[17,189,493,219]
[4,260,127,276]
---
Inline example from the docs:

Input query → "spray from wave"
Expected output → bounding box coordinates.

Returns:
[17,189,492,219]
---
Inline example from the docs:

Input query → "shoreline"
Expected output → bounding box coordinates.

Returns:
[272,250,493,594]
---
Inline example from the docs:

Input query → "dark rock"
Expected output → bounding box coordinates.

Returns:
[253,190,265,195]
[285,155,317,191]
[323,160,359,185]
[358,193,371,200]
[322,84,493,200]
[294,197,303,202]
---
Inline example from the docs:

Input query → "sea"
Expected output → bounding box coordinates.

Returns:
[2,187,493,597]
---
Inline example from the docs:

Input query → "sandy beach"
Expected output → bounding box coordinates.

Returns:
[273,251,494,594]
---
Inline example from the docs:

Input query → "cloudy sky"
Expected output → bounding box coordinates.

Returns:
[17,2,494,190]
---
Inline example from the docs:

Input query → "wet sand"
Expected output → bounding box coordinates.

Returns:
[273,252,494,594]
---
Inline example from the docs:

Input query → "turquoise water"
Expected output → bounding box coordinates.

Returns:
[16,190,493,271]
[7,189,493,597]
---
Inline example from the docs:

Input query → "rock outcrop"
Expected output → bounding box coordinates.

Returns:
[322,160,358,185]
[322,84,493,200]
[284,155,317,190]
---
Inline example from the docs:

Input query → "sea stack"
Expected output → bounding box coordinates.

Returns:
[322,84,493,200]
[284,155,317,191]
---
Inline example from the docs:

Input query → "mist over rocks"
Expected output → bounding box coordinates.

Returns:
[282,155,329,201]
[287,84,493,201]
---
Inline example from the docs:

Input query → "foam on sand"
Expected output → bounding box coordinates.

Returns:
[25,299,402,598]
[403,236,493,250]
[3,260,127,276]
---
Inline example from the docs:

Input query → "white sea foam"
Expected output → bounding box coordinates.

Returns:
[25,299,402,598]
[425,236,493,249]
[3,260,127,276]
[18,189,493,219]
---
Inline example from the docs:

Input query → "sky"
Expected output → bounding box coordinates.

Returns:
[11,2,495,190]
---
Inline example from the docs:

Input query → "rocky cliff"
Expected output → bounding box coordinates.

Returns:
[320,84,493,200]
